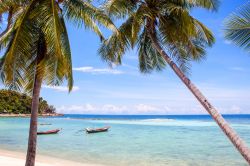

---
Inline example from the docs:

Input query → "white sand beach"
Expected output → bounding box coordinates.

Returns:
[0,149,103,166]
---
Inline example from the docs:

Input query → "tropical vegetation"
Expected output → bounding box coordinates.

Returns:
[224,2,250,51]
[99,0,250,164]
[0,0,115,166]
[0,89,56,114]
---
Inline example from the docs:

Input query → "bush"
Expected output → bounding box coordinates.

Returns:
[0,89,55,114]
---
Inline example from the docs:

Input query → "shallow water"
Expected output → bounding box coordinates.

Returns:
[0,115,249,166]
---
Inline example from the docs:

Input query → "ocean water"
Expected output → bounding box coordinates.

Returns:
[0,114,250,166]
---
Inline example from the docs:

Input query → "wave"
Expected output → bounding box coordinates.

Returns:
[60,116,250,128]
[139,118,174,122]
[83,119,215,127]
[84,119,250,128]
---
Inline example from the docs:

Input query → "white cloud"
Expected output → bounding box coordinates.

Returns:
[134,104,175,114]
[73,66,124,75]
[56,101,250,115]
[102,104,127,112]
[51,82,250,115]
[57,104,127,114]
[230,67,245,72]
[135,104,158,112]
[122,63,138,70]
[229,105,241,114]
[42,85,79,92]
[224,40,232,45]
[56,104,188,115]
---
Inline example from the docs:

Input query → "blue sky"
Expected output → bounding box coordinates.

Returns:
[1,0,250,115]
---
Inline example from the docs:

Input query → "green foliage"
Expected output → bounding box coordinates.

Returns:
[224,2,250,51]
[0,89,55,114]
[138,29,166,73]
[99,0,218,73]
[0,0,116,94]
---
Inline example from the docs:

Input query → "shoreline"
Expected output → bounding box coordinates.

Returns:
[0,113,64,117]
[0,149,103,166]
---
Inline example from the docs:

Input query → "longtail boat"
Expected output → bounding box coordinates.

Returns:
[37,129,60,135]
[39,123,52,125]
[85,126,110,134]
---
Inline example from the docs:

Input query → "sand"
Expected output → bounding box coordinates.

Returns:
[0,149,103,166]
[0,113,63,117]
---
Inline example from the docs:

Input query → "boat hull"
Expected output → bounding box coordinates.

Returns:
[85,127,110,134]
[37,129,60,135]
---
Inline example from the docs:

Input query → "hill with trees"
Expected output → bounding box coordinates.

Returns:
[0,89,56,114]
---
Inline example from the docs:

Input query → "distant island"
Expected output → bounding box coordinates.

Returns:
[0,89,62,117]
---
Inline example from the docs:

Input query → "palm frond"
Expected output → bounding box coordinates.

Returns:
[98,32,128,64]
[0,55,5,83]
[0,5,24,40]
[157,29,192,74]
[63,0,105,40]
[99,4,150,64]
[99,0,215,75]
[224,2,250,51]
[0,0,14,14]
[0,25,14,51]
[1,0,78,94]
[191,0,219,11]
[194,19,215,47]
[103,0,138,18]
[167,0,219,11]
[3,0,39,85]
[42,15,73,92]
[98,14,139,64]
[45,0,64,59]
[63,0,117,37]
[158,10,195,45]
[159,9,214,61]
[138,29,166,73]
[59,16,73,92]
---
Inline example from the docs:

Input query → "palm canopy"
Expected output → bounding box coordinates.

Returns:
[0,0,116,93]
[99,0,218,73]
[224,2,250,51]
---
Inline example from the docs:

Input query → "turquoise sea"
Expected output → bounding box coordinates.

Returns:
[0,114,250,166]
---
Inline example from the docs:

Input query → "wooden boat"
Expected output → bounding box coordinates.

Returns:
[39,123,52,125]
[85,126,110,134]
[37,129,60,135]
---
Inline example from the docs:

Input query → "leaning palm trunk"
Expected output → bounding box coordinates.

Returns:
[25,72,42,166]
[148,29,250,164]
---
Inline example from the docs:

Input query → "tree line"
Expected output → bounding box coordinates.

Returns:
[0,89,55,114]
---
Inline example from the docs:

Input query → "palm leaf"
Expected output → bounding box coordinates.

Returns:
[98,15,134,64]
[166,0,219,11]
[103,0,138,18]
[138,29,166,73]
[59,16,73,91]
[63,0,117,38]
[100,0,216,74]
[3,0,39,85]
[224,2,250,51]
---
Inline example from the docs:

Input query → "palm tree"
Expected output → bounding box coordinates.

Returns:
[0,0,115,166]
[224,2,250,51]
[99,0,250,164]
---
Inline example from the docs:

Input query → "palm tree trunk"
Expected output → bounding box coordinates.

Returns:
[25,72,42,166]
[25,32,46,166]
[148,29,250,164]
